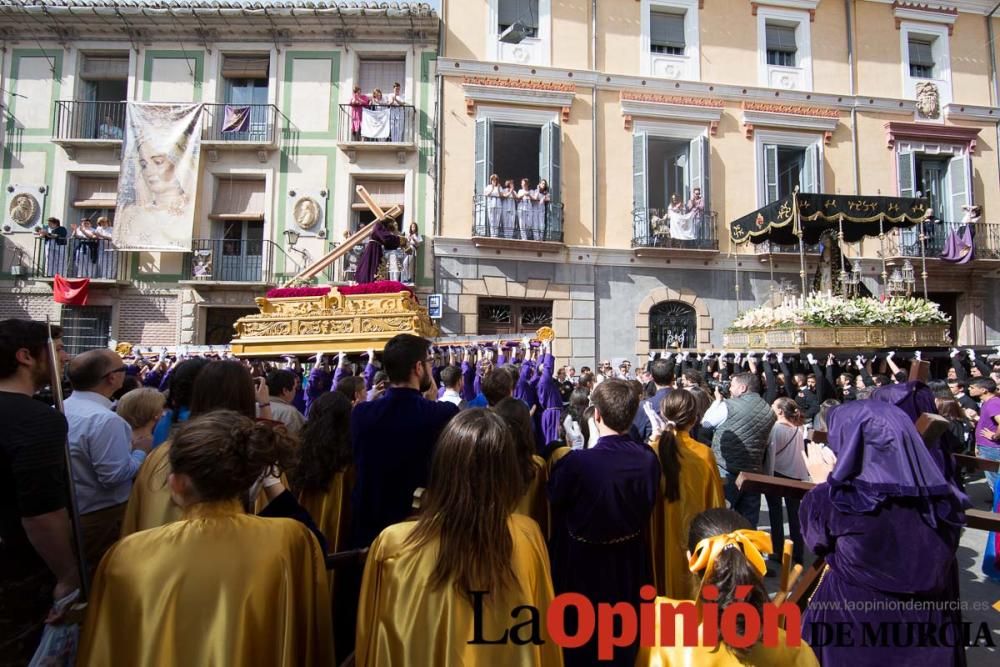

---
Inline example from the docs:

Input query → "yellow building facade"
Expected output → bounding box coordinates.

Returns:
[434,0,1000,366]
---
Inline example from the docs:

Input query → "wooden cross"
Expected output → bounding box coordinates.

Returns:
[281,185,403,287]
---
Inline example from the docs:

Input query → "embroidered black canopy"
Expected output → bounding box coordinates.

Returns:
[730,193,930,246]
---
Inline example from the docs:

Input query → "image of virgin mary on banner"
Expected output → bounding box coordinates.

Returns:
[114,103,204,251]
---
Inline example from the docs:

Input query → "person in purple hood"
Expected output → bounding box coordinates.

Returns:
[800,399,970,667]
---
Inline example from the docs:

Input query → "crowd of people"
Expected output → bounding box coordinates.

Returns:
[2,316,999,666]
[481,174,555,240]
[35,215,117,279]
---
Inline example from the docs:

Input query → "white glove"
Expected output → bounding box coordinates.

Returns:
[337,351,346,365]
[807,353,816,365]
[648,351,655,361]
[365,349,374,360]
[314,351,324,364]
[967,348,977,360]
[915,350,922,361]
[777,352,784,363]
[521,336,531,349]
[886,350,894,360]
[950,348,960,358]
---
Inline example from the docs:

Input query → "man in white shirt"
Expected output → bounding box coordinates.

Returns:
[265,369,305,435]
[64,349,149,579]
[439,365,464,408]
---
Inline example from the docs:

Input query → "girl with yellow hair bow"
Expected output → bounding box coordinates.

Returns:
[637,508,819,667]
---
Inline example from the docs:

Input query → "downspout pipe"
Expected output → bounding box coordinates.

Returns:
[591,0,598,247]
[846,0,860,196]
[987,2,1000,208]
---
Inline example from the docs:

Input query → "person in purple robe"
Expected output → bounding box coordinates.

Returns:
[800,400,970,667]
[354,219,401,285]
[548,378,660,667]
[535,343,563,452]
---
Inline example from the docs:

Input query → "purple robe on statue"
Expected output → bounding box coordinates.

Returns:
[800,401,969,667]
[354,221,400,285]
[548,433,660,667]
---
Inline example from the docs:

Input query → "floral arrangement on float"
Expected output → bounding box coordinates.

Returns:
[727,296,950,332]
[723,296,951,351]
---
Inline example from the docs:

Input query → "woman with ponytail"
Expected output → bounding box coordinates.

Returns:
[78,412,334,666]
[356,409,562,666]
[638,508,819,666]
[650,389,725,599]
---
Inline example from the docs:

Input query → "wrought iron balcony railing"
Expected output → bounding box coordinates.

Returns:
[472,195,565,243]
[53,101,279,145]
[885,221,1000,261]
[338,103,416,144]
[181,238,279,283]
[631,208,718,250]
[32,236,128,281]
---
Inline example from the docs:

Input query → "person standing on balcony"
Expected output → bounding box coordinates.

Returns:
[94,216,114,279]
[516,179,535,240]
[501,179,516,238]
[687,186,705,241]
[36,217,68,277]
[349,86,369,141]
[535,179,551,240]
[484,173,503,237]
[71,218,99,279]
[386,82,405,143]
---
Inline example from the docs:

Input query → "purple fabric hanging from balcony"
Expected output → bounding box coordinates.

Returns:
[222,105,251,133]
[940,224,975,264]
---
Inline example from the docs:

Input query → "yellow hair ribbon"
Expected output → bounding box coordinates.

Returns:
[688,529,773,582]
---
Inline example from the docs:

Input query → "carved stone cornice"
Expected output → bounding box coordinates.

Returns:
[883,121,980,151]
[892,2,958,35]
[463,76,575,120]
[619,91,725,133]
[741,101,839,143]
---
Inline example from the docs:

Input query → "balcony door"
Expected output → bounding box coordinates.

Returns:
[222,55,270,142]
[78,55,128,139]
[217,220,264,282]
[632,130,709,246]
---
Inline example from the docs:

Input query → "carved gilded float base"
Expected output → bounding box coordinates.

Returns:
[230,288,438,357]
[723,325,951,352]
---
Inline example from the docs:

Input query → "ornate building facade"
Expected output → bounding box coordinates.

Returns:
[0,0,437,352]
[434,0,1000,367]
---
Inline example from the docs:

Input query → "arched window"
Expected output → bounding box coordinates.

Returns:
[649,301,697,350]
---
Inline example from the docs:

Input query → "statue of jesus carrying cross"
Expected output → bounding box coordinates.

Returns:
[354,185,405,285]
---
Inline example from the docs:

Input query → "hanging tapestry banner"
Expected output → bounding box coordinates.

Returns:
[114,103,204,251]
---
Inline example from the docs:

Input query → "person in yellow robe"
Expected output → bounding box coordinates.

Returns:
[648,389,726,598]
[78,411,334,666]
[638,507,819,667]
[494,396,549,536]
[356,409,563,667]
[121,360,275,536]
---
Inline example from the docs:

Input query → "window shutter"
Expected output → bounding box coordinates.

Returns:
[357,59,405,97]
[499,0,539,31]
[539,121,561,202]
[688,134,707,206]
[948,153,970,222]
[766,24,797,53]
[897,150,915,199]
[908,39,935,68]
[764,144,779,204]
[352,180,405,209]
[73,177,119,208]
[210,180,266,220]
[80,56,129,80]
[475,118,493,197]
[802,143,820,194]
[221,56,270,80]
[651,12,686,50]
[633,132,648,239]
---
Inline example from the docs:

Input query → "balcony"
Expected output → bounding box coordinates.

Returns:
[631,208,719,258]
[884,222,1000,263]
[32,237,129,282]
[180,239,280,285]
[471,195,565,253]
[337,104,417,161]
[53,101,279,152]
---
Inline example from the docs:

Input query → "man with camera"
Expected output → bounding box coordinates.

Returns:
[701,372,775,527]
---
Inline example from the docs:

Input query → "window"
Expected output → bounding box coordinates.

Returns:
[61,306,112,355]
[760,141,821,204]
[78,54,128,139]
[650,10,685,55]
[352,178,405,232]
[221,55,270,142]
[897,146,970,222]
[205,178,266,281]
[73,176,118,222]
[649,301,696,350]
[498,0,539,38]
[477,300,552,336]
[357,58,405,98]
[908,37,935,79]
[766,23,797,67]
[632,131,710,245]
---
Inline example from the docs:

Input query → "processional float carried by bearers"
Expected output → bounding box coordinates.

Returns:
[723,187,954,352]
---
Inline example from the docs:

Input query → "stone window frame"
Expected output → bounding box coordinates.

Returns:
[634,286,711,356]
